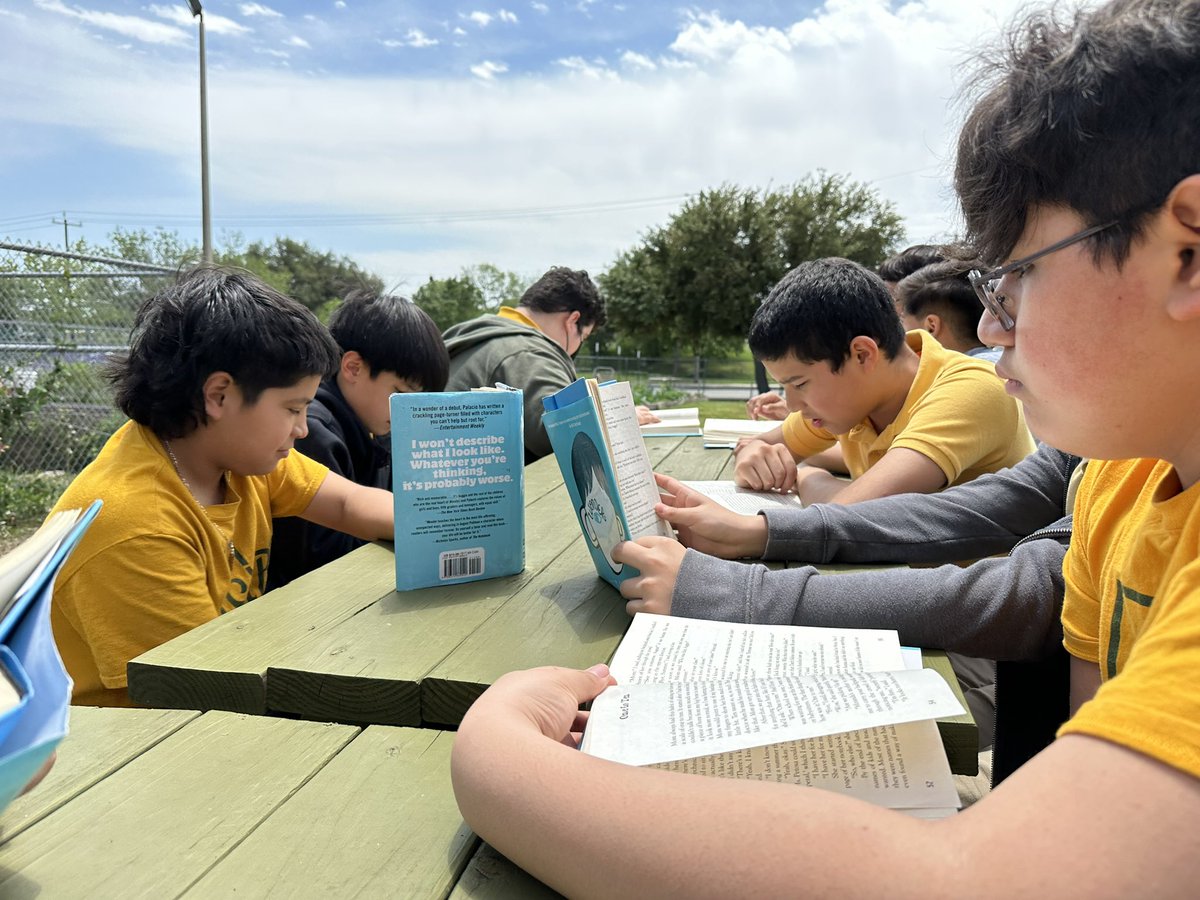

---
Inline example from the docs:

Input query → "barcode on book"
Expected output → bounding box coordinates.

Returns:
[440,548,484,580]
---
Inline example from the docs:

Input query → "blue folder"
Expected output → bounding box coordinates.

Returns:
[0,500,101,812]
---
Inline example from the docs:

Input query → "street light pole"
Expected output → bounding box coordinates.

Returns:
[187,0,213,263]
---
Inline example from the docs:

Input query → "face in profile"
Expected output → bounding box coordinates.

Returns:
[571,431,623,574]
[580,468,623,574]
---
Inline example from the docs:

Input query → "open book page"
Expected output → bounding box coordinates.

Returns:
[0,510,79,624]
[610,613,906,683]
[593,381,673,540]
[701,418,778,446]
[681,480,804,514]
[640,407,701,436]
[581,667,963,766]
[652,720,960,810]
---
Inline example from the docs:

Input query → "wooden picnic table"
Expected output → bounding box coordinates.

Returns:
[125,435,977,773]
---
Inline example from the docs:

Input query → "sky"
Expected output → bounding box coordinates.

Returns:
[0,0,1041,292]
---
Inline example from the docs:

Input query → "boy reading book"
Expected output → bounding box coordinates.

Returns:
[733,257,1033,504]
[48,268,394,707]
[450,0,1200,893]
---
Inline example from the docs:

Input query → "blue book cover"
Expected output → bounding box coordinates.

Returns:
[390,390,525,590]
[543,378,673,589]
[0,499,102,813]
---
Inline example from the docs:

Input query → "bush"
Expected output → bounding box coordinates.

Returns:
[0,469,72,533]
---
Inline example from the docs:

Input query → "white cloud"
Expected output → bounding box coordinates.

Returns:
[619,50,655,71]
[35,0,188,44]
[406,28,438,48]
[239,3,282,17]
[498,9,518,24]
[453,26,467,36]
[466,11,492,27]
[256,47,290,58]
[335,0,346,7]
[7,0,1039,287]
[530,1,548,11]
[470,59,508,79]
[147,3,251,36]
[556,56,615,80]
[285,35,310,48]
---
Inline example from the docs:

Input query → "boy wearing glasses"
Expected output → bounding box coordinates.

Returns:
[448,1,1200,893]
[731,257,1032,503]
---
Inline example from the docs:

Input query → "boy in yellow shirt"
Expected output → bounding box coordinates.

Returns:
[448,0,1200,894]
[49,267,394,707]
[734,257,1032,504]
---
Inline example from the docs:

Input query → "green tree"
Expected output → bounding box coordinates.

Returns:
[221,236,384,318]
[462,263,531,311]
[413,276,488,331]
[599,173,905,357]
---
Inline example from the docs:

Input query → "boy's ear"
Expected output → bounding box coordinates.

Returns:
[202,372,234,419]
[847,336,880,369]
[340,350,366,383]
[1164,174,1200,322]
[922,314,942,338]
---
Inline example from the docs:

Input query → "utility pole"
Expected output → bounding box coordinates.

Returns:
[187,0,213,263]
[52,210,82,251]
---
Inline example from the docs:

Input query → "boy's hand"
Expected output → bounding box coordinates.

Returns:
[733,440,800,493]
[614,537,686,616]
[464,665,617,748]
[635,405,661,426]
[653,472,768,558]
[746,391,789,421]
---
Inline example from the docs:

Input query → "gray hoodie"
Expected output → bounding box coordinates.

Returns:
[443,314,577,464]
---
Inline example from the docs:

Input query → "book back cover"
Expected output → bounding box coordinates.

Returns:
[390,391,525,590]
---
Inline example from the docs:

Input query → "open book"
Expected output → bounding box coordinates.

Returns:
[542,378,674,588]
[639,407,701,437]
[681,480,803,514]
[0,500,102,813]
[702,417,779,448]
[581,614,964,816]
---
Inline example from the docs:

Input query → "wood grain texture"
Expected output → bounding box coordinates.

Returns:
[450,843,564,900]
[0,707,199,845]
[127,542,398,713]
[0,711,358,898]
[186,726,477,898]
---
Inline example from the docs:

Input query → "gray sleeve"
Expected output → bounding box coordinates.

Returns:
[762,443,1076,564]
[672,535,1065,661]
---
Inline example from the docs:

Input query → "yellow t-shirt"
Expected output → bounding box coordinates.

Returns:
[1058,458,1200,778]
[49,421,329,707]
[780,330,1033,484]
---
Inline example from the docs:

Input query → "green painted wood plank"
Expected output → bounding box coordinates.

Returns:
[0,711,359,898]
[450,843,563,900]
[263,487,586,726]
[127,542,398,713]
[186,727,477,898]
[0,707,199,845]
[422,537,627,726]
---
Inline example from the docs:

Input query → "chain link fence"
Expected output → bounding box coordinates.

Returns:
[0,241,176,476]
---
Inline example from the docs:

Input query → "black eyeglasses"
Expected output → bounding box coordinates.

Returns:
[968,221,1118,331]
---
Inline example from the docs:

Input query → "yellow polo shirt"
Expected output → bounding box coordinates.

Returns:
[780,330,1033,485]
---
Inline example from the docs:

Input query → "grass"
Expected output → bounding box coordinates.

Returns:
[0,470,73,555]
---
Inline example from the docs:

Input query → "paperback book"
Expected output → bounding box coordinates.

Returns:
[542,378,674,588]
[639,407,701,437]
[390,389,525,590]
[581,613,964,817]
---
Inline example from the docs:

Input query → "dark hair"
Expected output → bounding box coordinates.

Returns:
[877,245,945,283]
[896,260,985,345]
[328,289,450,391]
[748,258,906,372]
[955,0,1200,266]
[108,266,341,439]
[570,431,609,499]
[520,267,607,329]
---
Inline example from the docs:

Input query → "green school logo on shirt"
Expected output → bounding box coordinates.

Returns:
[1107,580,1154,679]
[225,546,270,610]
